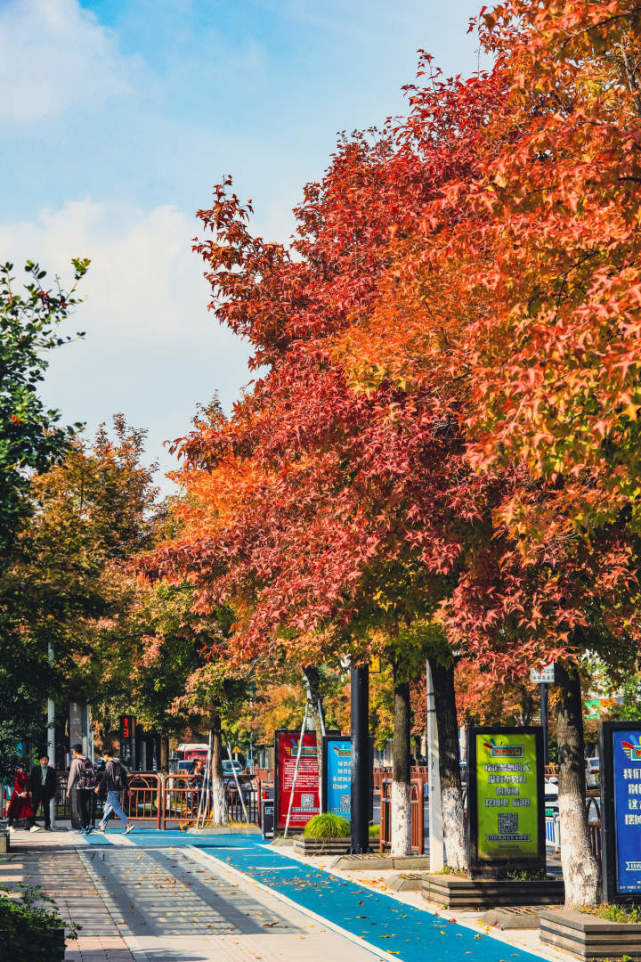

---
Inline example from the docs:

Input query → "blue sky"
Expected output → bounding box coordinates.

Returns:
[1,0,484,486]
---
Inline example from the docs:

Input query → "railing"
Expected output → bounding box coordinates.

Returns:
[380,779,392,850]
[124,772,163,828]
[226,778,259,823]
[410,779,424,854]
[160,773,202,829]
[55,773,104,824]
[379,777,426,854]
[374,766,428,791]
[545,797,602,869]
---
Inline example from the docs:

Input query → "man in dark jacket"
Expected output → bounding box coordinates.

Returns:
[30,754,57,830]
[66,744,95,833]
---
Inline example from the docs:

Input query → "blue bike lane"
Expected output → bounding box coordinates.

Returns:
[85,831,548,962]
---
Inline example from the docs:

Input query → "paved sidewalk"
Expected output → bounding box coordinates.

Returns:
[0,829,133,961]
[1,828,386,961]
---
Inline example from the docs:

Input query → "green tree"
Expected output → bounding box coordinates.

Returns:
[0,259,88,566]
[0,416,158,774]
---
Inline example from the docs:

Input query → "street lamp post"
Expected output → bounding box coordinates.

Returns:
[47,642,56,830]
[350,664,369,854]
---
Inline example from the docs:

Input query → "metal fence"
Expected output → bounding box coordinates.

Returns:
[46,771,261,829]
[379,777,427,854]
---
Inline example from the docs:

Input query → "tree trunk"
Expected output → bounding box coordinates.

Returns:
[160,736,169,773]
[210,717,227,825]
[303,666,326,807]
[430,656,468,871]
[391,672,411,856]
[556,664,599,906]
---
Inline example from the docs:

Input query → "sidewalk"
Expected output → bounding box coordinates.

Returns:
[0,826,571,962]
[0,828,133,961]
[1,827,385,961]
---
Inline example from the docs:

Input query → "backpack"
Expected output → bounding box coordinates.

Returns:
[110,761,127,792]
[77,757,97,791]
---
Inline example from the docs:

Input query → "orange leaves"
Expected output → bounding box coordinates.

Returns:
[140,2,641,685]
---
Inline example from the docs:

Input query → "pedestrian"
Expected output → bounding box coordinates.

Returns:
[190,759,204,816]
[66,744,96,834]
[30,753,57,831]
[95,750,133,834]
[7,761,36,832]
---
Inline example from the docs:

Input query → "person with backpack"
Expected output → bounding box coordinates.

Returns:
[66,744,95,834]
[95,750,133,834]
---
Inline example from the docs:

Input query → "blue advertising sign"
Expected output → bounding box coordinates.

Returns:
[613,729,641,894]
[325,737,352,820]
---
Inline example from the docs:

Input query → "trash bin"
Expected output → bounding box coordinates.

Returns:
[261,785,274,840]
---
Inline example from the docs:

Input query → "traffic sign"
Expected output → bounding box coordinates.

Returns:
[530,662,556,684]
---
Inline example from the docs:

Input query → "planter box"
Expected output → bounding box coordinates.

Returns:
[422,875,564,909]
[333,854,431,870]
[540,909,641,960]
[0,926,65,961]
[293,837,351,855]
[388,872,425,892]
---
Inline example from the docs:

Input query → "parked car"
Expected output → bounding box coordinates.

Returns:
[544,778,559,817]
[586,756,600,789]
[222,759,243,778]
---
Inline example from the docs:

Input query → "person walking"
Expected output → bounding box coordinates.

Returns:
[30,754,57,831]
[7,761,36,831]
[66,744,95,834]
[189,759,204,817]
[95,750,133,834]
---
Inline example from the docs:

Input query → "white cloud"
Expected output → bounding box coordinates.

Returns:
[0,199,222,343]
[0,199,253,487]
[0,0,145,122]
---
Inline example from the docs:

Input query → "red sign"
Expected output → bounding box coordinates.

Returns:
[184,748,208,761]
[275,730,320,830]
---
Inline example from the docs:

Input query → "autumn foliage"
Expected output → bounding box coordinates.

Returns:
[146,0,641,691]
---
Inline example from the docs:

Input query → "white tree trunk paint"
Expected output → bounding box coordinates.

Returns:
[426,660,443,870]
[558,788,599,906]
[442,783,467,871]
[210,726,227,825]
[211,769,227,825]
[391,778,411,856]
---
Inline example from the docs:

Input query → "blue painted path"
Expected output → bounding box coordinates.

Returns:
[86,830,546,962]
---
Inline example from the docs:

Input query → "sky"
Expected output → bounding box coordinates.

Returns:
[1,0,485,488]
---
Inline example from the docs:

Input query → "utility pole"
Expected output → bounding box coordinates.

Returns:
[47,642,56,830]
[350,665,369,853]
[426,660,443,869]
[540,683,549,767]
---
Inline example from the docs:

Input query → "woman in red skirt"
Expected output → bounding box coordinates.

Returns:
[7,761,35,830]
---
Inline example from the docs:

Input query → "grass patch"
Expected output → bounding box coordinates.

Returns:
[503,867,548,881]
[368,824,380,838]
[302,813,350,838]
[582,903,641,924]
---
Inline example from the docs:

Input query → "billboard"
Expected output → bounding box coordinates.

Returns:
[274,729,320,831]
[323,736,351,820]
[468,726,545,875]
[600,722,641,903]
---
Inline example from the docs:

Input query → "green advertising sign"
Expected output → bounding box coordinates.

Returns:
[468,727,545,874]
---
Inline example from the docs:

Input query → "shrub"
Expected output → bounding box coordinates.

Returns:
[0,884,78,961]
[582,903,641,924]
[302,813,350,838]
